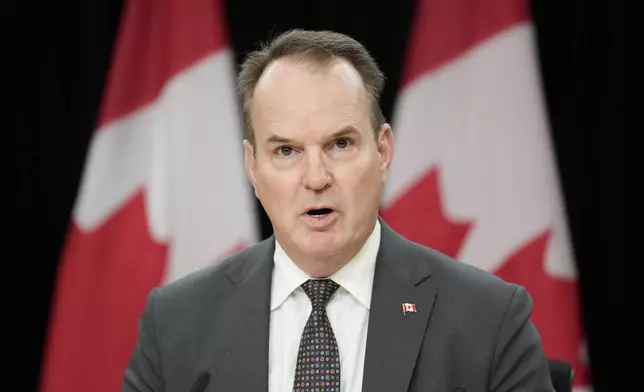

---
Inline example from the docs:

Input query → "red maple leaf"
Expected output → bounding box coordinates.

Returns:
[495,231,589,386]
[381,167,473,258]
[381,166,589,387]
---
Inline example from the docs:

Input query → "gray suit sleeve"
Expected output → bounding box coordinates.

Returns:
[489,285,556,392]
[123,288,163,392]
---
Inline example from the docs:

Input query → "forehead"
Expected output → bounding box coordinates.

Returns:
[251,57,371,141]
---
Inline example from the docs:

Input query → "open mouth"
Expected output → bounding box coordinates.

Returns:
[306,208,334,217]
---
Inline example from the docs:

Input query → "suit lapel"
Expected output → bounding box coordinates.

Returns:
[361,221,438,392]
[212,238,275,391]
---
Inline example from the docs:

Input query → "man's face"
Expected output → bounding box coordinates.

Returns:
[243,57,394,265]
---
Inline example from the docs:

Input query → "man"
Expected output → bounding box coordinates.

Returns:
[123,29,555,392]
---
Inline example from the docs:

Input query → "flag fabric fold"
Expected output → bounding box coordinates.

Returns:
[39,1,256,391]
[381,0,591,390]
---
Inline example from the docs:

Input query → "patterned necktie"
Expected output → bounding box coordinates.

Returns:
[293,279,341,392]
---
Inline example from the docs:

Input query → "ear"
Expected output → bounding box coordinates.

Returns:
[377,123,394,179]
[243,139,259,197]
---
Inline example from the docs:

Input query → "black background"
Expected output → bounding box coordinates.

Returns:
[15,0,631,391]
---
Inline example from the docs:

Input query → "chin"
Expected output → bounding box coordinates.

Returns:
[301,231,343,257]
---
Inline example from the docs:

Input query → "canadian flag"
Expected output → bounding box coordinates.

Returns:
[38,1,256,391]
[380,0,591,390]
[402,303,417,314]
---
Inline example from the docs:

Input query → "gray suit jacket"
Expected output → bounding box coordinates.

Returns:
[123,220,555,392]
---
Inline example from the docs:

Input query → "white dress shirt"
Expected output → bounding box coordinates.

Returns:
[269,220,381,392]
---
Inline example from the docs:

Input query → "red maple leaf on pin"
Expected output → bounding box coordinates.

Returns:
[380,167,589,387]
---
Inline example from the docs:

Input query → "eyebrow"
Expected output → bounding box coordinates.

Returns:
[265,126,360,144]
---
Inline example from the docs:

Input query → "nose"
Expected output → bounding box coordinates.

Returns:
[302,150,332,191]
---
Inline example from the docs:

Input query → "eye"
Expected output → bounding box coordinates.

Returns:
[334,138,350,149]
[277,146,294,156]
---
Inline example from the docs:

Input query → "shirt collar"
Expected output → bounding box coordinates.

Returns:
[270,241,311,311]
[270,220,381,311]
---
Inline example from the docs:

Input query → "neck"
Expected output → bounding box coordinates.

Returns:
[277,221,376,278]
[289,246,362,278]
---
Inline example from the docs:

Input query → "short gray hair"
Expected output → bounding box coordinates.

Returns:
[236,29,386,145]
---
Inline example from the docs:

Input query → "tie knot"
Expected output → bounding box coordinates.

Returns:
[301,279,339,308]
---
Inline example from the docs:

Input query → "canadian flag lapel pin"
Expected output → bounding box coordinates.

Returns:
[401,303,417,314]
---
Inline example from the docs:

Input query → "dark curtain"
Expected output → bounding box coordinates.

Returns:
[16,0,629,391]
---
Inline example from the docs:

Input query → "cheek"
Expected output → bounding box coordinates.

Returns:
[256,166,299,204]
[336,161,382,201]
